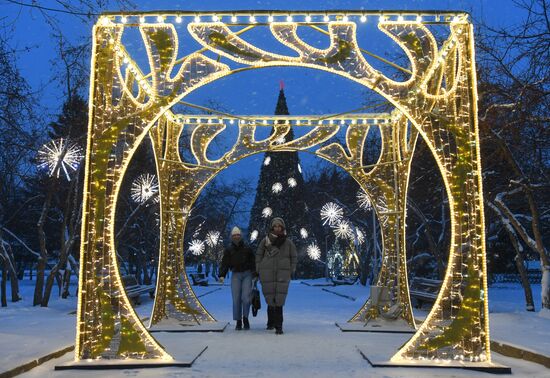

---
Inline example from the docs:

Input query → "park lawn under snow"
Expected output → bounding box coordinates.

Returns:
[0,278,548,377]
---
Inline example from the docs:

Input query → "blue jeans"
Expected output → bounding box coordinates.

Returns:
[231,271,252,320]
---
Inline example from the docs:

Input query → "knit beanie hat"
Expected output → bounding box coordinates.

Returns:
[270,217,285,230]
[231,226,241,236]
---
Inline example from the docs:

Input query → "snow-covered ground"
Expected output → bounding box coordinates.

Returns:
[1,278,548,377]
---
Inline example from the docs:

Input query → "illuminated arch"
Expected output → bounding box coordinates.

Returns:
[76,11,490,367]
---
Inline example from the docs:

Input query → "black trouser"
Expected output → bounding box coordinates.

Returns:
[267,305,283,330]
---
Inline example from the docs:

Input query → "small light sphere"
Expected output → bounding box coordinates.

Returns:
[262,207,272,218]
[286,15,293,22]
[194,15,200,23]
[268,15,274,22]
[250,230,258,242]
[139,16,145,23]
[300,228,308,239]
[379,15,385,22]
[305,15,312,22]
[157,15,164,23]
[264,156,271,166]
[176,16,182,23]
[212,15,219,22]
[249,15,256,23]
[231,15,237,22]
[323,15,330,22]
[288,177,297,187]
[398,15,404,22]
[272,182,283,194]
[120,16,127,23]
[416,15,422,22]
[360,15,367,22]
[342,15,349,22]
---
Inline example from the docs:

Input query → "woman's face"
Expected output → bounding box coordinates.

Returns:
[273,224,283,234]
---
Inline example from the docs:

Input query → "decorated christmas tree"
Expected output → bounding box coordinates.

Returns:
[248,83,316,276]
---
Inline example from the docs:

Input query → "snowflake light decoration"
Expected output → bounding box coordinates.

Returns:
[272,182,283,194]
[333,220,352,239]
[250,230,258,242]
[300,228,308,239]
[37,138,83,181]
[288,177,297,188]
[264,156,271,166]
[356,229,365,245]
[130,174,159,204]
[188,239,205,255]
[205,231,221,247]
[262,207,272,218]
[306,243,321,260]
[357,189,372,210]
[320,202,343,226]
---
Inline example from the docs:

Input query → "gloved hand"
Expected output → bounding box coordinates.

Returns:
[219,277,224,284]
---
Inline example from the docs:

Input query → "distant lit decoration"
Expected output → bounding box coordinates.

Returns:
[321,202,343,226]
[130,174,159,204]
[272,182,283,194]
[264,156,271,166]
[306,243,321,260]
[188,239,205,255]
[355,229,365,245]
[250,230,258,242]
[275,136,286,145]
[288,177,297,187]
[357,189,372,210]
[298,164,302,173]
[37,138,83,181]
[262,207,273,218]
[300,228,308,239]
[333,220,352,239]
[193,220,205,238]
[205,231,221,247]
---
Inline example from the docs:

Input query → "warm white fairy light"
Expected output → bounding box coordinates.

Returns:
[139,16,145,23]
[416,15,422,22]
[212,15,219,22]
[300,228,308,239]
[398,15,404,22]
[342,15,349,22]
[360,15,367,22]
[157,15,164,23]
[130,173,159,204]
[37,138,83,181]
[320,202,343,226]
[272,182,283,194]
[262,207,273,218]
[231,15,237,23]
[121,16,127,23]
[250,230,258,242]
[249,15,256,23]
[194,15,200,23]
[323,15,329,22]
[333,220,352,240]
[306,243,321,260]
[264,156,271,166]
[305,15,312,22]
[357,189,372,210]
[268,15,274,22]
[286,15,293,22]
[288,177,297,187]
[176,16,182,23]
[205,231,221,247]
[189,239,205,255]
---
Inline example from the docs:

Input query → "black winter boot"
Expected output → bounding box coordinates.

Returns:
[275,306,284,335]
[266,306,275,330]
[235,320,242,330]
[243,317,250,330]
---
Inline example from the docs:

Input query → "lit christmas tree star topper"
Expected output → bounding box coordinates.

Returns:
[130,173,159,204]
[320,202,343,226]
[37,138,83,181]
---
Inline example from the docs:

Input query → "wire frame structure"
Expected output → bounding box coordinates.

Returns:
[76,10,490,366]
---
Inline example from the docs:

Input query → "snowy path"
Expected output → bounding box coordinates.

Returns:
[2,280,547,377]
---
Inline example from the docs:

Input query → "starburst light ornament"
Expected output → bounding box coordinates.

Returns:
[306,243,321,260]
[320,202,343,226]
[37,138,83,181]
[272,182,283,194]
[188,239,205,255]
[130,174,159,204]
[288,177,297,187]
[250,230,258,242]
[262,207,272,218]
[300,228,308,239]
[205,231,221,247]
[333,220,352,239]
[264,156,271,166]
[357,189,372,210]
